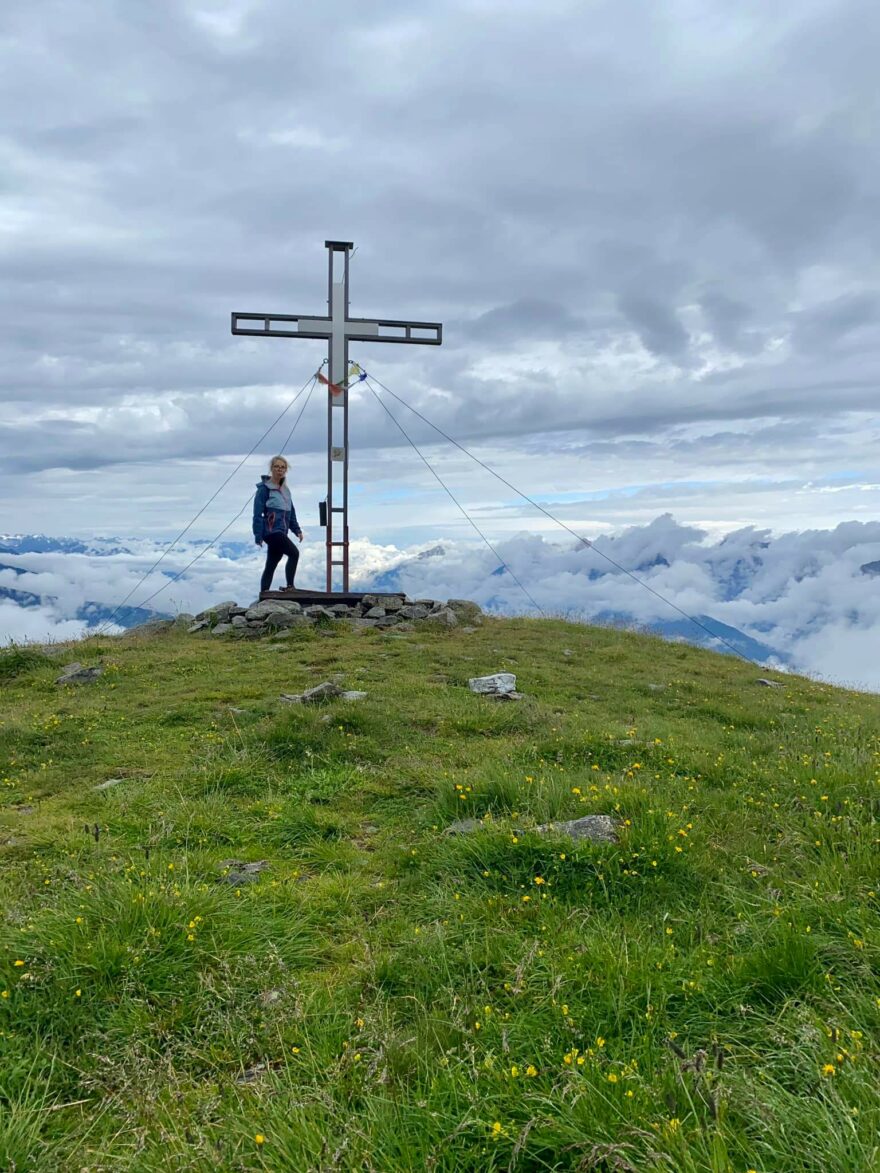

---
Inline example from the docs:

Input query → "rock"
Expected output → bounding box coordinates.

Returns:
[245,601,297,622]
[188,620,210,633]
[196,601,238,623]
[647,683,665,692]
[280,681,345,703]
[363,594,404,610]
[94,778,126,791]
[364,606,386,618]
[756,678,782,688]
[267,611,310,629]
[302,681,344,702]
[304,606,334,620]
[468,672,516,696]
[399,604,430,620]
[211,623,233,636]
[218,859,270,886]
[461,626,477,634]
[341,690,367,701]
[395,622,415,632]
[56,663,103,685]
[328,604,351,615]
[443,818,485,836]
[446,599,483,623]
[133,617,174,634]
[427,608,459,628]
[562,649,574,657]
[236,1063,270,1084]
[535,815,618,843]
[172,613,195,629]
[219,858,270,874]
[231,615,248,628]
[12,804,36,815]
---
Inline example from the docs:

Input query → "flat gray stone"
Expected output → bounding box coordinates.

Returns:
[365,606,386,618]
[94,778,126,791]
[230,615,248,628]
[756,678,782,688]
[188,620,210,633]
[211,622,233,635]
[468,672,516,695]
[341,690,367,701]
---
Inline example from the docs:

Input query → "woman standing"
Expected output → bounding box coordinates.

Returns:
[253,455,304,592]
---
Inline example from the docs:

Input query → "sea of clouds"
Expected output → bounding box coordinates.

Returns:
[2,515,880,692]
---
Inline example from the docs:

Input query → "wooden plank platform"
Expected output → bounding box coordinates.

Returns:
[259,589,405,605]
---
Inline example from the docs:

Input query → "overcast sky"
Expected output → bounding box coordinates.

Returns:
[2,0,879,552]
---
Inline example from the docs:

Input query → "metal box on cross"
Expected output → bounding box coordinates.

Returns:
[231,241,443,592]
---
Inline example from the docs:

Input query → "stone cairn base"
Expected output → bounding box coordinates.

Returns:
[186,595,484,638]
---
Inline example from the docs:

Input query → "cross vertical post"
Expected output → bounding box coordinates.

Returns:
[231,239,442,592]
[326,242,350,594]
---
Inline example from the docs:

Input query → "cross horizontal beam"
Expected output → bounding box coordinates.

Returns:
[231,312,442,345]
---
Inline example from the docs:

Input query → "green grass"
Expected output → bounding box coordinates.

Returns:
[0,618,878,1171]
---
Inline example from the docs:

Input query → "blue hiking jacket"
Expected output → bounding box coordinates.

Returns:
[253,476,301,540]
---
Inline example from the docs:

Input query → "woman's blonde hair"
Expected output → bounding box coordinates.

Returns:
[269,455,288,470]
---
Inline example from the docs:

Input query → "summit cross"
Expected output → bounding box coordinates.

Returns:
[232,240,442,592]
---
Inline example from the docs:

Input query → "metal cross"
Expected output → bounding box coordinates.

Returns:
[232,241,442,593]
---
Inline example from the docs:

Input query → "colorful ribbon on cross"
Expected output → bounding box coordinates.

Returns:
[317,371,344,396]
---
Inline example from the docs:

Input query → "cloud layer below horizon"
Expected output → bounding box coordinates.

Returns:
[3,514,880,693]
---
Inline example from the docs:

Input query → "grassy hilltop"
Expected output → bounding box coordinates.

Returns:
[0,618,878,1172]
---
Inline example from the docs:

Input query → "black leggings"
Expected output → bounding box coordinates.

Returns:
[260,532,299,592]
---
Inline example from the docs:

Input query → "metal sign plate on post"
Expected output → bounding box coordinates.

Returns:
[232,241,443,592]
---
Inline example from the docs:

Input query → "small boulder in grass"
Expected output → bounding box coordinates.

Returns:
[281,681,345,704]
[468,672,516,696]
[218,859,270,886]
[55,663,103,685]
[535,814,618,843]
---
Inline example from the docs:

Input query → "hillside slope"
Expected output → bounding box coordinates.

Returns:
[1,619,878,1172]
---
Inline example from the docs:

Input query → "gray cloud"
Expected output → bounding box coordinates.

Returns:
[1,0,879,549]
